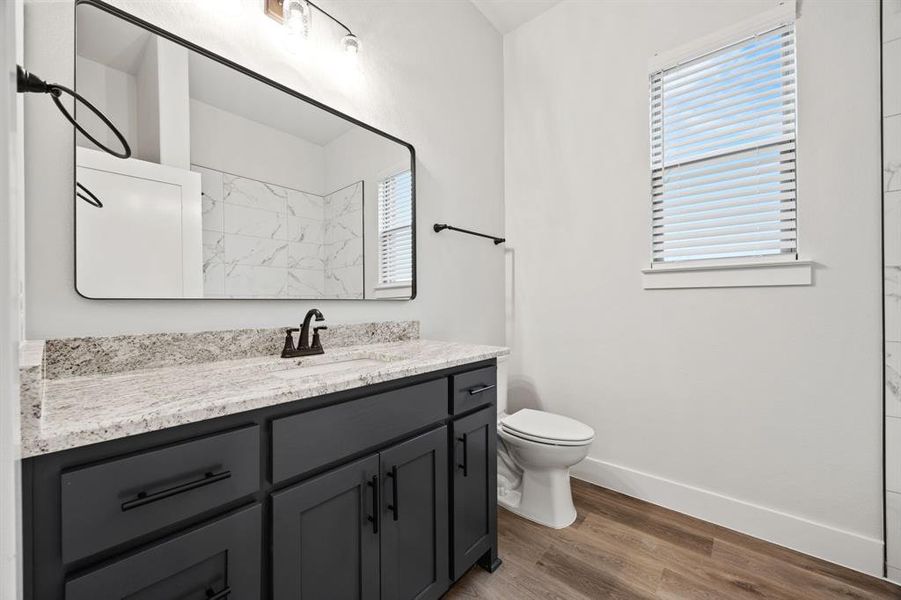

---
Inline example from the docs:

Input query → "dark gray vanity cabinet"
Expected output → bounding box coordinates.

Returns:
[451,406,498,580]
[272,455,381,599]
[22,360,498,600]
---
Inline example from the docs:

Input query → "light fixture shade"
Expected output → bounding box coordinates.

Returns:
[341,33,361,55]
[283,0,311,40]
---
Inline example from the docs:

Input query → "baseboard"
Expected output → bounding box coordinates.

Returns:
[888,566,901,584]
[570,457,884,576]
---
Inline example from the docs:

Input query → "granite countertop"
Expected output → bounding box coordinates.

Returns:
[21,338,508,458]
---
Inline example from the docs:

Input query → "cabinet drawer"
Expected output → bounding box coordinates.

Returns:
[272,379,447,483]
[66,504,261,600]
[61,425,260,563]
[451,367,497,414]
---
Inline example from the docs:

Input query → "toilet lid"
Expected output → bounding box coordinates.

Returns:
[501,409,594,444]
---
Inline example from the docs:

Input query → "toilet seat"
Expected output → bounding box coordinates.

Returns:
[500,409,594,447]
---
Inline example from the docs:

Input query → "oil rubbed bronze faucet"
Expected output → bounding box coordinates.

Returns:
[281,309,327,358]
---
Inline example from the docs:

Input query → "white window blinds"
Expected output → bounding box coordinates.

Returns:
[650,24,797,264]
[378,169,413,286]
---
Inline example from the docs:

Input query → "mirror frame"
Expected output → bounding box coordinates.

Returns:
[73,0,417,301]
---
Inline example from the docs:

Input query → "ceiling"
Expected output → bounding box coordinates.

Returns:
[469,0,563,34]
[76,5,152,73]
[187,52,354,146]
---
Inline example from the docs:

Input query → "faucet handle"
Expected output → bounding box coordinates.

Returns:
[281,328,300,358]
[312,325,328,349]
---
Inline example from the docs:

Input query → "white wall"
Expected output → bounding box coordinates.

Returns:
[74,56,138,154]
[23,0,505,345]
[505,0,884,574]
[190,98,326,194]
[135,35,159,163]
[1,0,24,597]
[154,38,190,169]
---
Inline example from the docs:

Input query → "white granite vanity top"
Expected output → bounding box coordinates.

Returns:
[21,339,508,458]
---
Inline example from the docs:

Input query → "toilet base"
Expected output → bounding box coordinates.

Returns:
[497,468,577,529]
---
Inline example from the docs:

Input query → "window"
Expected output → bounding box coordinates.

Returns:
[377,169,413,286]
[650,24,797,264]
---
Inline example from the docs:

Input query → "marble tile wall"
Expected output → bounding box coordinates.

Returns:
[324,181,364,299]
[884,0,901,582]
[193,166,363,298]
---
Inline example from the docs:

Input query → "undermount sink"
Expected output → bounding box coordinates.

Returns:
[272,353,398,380]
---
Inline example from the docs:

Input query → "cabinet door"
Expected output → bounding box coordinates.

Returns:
[451,407,497,580]
[65,504,261,600]
[380,427,449,600]
[272,454,380,600]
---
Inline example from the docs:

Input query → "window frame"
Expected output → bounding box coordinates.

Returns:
[642,0,811,289]
[376,167,414,290]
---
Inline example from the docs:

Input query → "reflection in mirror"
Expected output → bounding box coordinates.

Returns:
[73,2,414,300]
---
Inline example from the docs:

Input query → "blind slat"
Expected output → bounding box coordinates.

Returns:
[653,149,795,187]
[653,220,793,241]
[653,170,795,203]
[653,228,796,249]
[654,210,796,236]
[653,239,796,259]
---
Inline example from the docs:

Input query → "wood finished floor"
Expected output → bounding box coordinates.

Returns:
[447,479,901,600]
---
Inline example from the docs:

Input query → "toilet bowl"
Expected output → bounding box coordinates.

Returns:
[496,408,594,529]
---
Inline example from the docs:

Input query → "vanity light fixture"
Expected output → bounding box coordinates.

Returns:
[265,0,361,57]
[341,33,361,56]
[282,0,311,42]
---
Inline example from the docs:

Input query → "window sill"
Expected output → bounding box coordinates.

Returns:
[374,282,412,291]
[373,283,413,299]
[641,259,813,290]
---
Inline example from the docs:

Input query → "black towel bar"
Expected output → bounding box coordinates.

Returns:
[433,223,505,245]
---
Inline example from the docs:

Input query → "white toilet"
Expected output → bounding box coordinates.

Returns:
[497,408,594,528]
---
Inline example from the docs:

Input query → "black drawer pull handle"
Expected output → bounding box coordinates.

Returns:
[206,586,231,600]
[121,470,231,512]
[386,466,399,521]
[367,475,379,534]
[468,384,496,396]
[458,434,468,477]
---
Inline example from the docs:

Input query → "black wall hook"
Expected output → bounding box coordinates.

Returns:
[433,223,505,245]
[17,65,132,159]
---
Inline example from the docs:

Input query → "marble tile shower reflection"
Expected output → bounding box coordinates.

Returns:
[193,165,363,298]
[884,3,901,581]
[324,182,364,298]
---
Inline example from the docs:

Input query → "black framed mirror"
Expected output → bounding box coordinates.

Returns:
[73,0,415,300]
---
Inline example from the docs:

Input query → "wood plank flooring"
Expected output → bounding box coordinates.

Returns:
[446,479,901,599]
